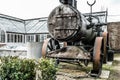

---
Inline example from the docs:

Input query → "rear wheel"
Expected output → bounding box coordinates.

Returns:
[102,32,108,63]
[42,38,60,57]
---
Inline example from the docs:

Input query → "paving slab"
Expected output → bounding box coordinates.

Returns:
[100,70,110,79]
[107,62,112,66]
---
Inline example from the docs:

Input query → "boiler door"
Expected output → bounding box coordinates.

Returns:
[48,5,81,41]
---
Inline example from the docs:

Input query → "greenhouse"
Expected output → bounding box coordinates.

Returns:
[0,13,49,43]
[0,14,49,57]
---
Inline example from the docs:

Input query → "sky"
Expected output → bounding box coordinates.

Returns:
[0,0,120,22]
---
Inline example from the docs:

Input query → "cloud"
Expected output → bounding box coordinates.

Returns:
[111,0,120,4]
[0,0,119,22]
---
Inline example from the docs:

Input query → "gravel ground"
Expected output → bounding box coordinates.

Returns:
[56,54,120,80]
[107,54,120,80]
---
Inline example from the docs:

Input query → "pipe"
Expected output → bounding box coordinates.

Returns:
[59,0,77,8]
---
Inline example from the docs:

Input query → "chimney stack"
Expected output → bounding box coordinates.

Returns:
[59,0,77,8]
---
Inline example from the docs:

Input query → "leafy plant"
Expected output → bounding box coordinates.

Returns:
[0,56,36,80]
[0,57,57,80]
[37,58,57,80]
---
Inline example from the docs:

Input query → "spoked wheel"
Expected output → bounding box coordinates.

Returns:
[91,37,103,77]
[42,38,60,57]
[84,59,89,66]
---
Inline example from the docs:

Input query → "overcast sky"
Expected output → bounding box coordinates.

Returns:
[0,0,120,22]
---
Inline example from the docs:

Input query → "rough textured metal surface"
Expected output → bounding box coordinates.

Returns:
[48,4,96,42]
[48,4,81,40]
[108,22,120,50]
[47,46,90,59]
[42,38,60,57]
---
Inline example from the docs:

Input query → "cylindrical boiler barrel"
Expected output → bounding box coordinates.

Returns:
[48,4,96,42]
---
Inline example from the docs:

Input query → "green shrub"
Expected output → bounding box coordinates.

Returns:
[0,56,36,80]
[37,58,57,80]
[0,57,57,80]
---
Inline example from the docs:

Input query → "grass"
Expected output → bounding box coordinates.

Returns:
[112,60,120,66]
[107,54,120,80]
[108,70,120,80]
[102,64,113,71]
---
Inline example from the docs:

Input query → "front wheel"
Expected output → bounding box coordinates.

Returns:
[91,37,103,77]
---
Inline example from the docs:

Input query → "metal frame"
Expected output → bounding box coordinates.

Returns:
[83,11,108,24]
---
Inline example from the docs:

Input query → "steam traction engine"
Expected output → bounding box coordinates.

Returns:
[42,0,113,77]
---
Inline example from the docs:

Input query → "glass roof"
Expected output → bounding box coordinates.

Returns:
[0,11,107,34]
[0,14,48,33]
[25,18,48,33]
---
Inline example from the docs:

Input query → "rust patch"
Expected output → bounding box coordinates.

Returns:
[42,38,50,58]
[93,37,103,70]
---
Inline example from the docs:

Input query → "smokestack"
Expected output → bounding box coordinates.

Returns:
[59,0,77,8]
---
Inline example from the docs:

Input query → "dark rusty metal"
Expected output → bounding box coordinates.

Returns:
[63,42,67,47]
[87,0,96,6]
[48,4,96,42]
[46,46,89,58]
[92,37,103,76]
[102,32,108,63]
[42,38,50,57]
[87,0,96,24]
[46,46,91,65]
[59,0,77,8]
[42,38,60,58]
[45,0,110,77]
[48,4,81,42]
[55,29,78,31]
[47,56,90,62]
